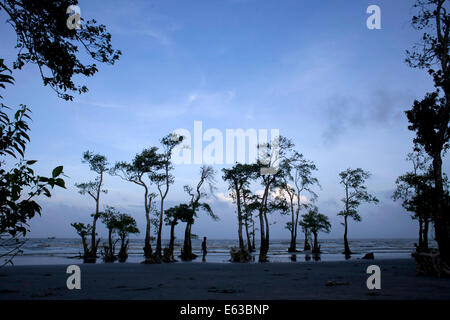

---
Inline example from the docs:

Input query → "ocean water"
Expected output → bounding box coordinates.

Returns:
[3,238,430,266]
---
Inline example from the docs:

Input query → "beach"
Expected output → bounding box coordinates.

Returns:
[1,258,450,300]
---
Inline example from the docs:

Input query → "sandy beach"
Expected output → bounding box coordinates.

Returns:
[1,258,449,300]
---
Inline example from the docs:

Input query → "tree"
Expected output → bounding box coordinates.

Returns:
[253,136,294,262]
[0,0,121,101]
[1,60,65,266]
[75,151,108,262]
[405,0,450,264]
[180,165,218,261]
[115,212,139,262]
[110,147,160,260]
[279,152,319,252]
[70,222,91,260]
[338,168,379,256]
[153,134,184,258]
[222,163,257,252]
[393,149,434,251]
[300,207,331,254]
[242,188,256,252]
[99,206,120,262]
[163,204,192,262]
[0,0,119,265]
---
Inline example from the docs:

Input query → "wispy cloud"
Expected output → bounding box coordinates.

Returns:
[78,100,124,109]
[136,90,237,120]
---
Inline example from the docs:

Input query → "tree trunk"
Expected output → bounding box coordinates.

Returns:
[157,165,170,258]
[143,190,152,259]
[288,200,296,252]
[169,223,176,255]
[108,228,114,258]
[312,232,319,253]
[252,218,256,250]
[118,238,128,262]
[90,171,103,258]
[431,154,450,264]
[182,222,195,260]
[343,215,351,255]
[244,218,252,252]
[418,216,424,250]
[81,235,88,256]
[303,229,310,251]
[258,210,266,262]
[264,210,270,252]
[423,217,429,251]
[156,198,164,257]
[235,185,244,250]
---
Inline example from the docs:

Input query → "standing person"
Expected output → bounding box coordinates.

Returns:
[201,237,207,262]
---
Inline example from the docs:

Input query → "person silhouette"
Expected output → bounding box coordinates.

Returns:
[201,237,207,262]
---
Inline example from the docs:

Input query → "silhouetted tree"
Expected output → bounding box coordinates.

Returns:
[0,64,66,266]
[0,0,119,265]
[222,163,257,252]
[110,148,160,260]
[181,165,218,261]
[253,136,294,262]
[242,188,256,252]
[163,204,191,262]
[99,206,119,262]
[74,151,108,262]
[393,149,434,251]
[153,134,184,258]
[405,0,450,264]
[338,168,379,256]
[279,152,319,252]
[0,0,121,100]
[300,207,331,253]
[70,222,92,261]
[115,212,139,262]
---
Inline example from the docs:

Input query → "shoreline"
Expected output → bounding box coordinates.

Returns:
[1,258,450,300]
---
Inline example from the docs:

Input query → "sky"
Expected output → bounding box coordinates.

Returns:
[0,0,448,240]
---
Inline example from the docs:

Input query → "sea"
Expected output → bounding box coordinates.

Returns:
[2,238,430,266]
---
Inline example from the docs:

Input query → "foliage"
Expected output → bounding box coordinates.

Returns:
[406,92,449,158]
[338,168,378,255]
[115,213,139,240]
[99,207,139,262]
[338,168,379,222]
[1,60,65,240]
[153,133,185,257]
[278,151,320,252]
[74,151,108,261]
[180,165,218,261]
[301,207,331,236]
[0,0,121,100]
[300,206,331,253]
[406,0,450,92]
[405,0,450,263]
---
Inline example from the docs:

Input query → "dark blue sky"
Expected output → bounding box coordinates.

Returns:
[0,0,448,239]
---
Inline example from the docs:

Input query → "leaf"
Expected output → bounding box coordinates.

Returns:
[52,166,63,178]
[55,178,66,188]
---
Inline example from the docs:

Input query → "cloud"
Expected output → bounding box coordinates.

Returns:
[321,89,414,145]
[136,90,237,120]
[143,28,172,46]
[215,192,234,205]
[78,100,124,109]
[271,187,309,204]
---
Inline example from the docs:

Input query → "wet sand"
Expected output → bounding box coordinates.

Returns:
[1,258,449,300]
